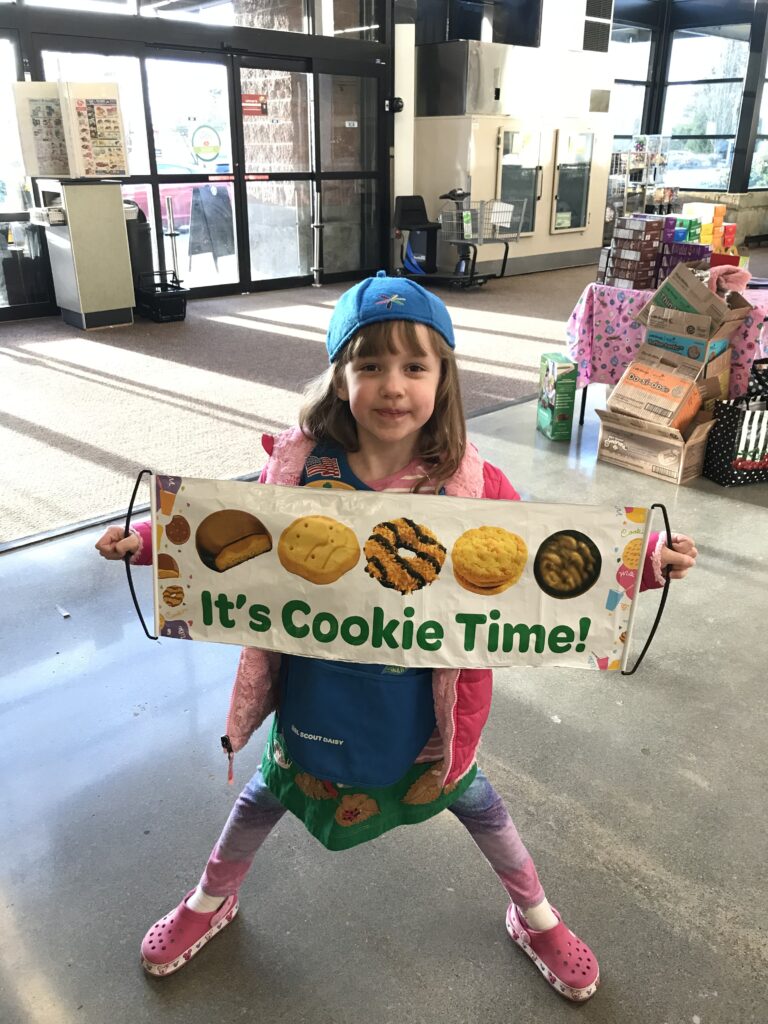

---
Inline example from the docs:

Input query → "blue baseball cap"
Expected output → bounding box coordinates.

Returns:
[325,271,456,362]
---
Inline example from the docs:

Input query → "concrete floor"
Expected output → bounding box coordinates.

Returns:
[1,388,767,1024]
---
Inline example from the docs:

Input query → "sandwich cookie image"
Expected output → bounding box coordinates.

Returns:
[451,526,527,596]
[278,515,360,585]
[195,510,272,572]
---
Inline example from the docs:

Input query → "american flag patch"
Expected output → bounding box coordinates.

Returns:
[305,455,341,479]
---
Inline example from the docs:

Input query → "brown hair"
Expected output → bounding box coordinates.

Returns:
[299,319,466,493]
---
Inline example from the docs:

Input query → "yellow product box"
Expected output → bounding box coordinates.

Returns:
[607,344,703,432]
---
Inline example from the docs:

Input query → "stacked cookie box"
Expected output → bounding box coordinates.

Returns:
[656,240,711,283]
[597,215,662,289]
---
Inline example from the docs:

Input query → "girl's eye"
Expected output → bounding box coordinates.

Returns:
[358,363,379,372]
[407,364,427,373]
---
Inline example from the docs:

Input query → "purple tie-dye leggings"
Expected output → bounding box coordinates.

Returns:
[200,767,545,911]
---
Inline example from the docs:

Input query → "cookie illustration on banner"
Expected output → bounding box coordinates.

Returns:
[451,526,527,595]
[166,515,191,545]
[534,530,602,599]
[160,619,192,640]
[621,537,643,570]
[624,507,647,524]
[157,554,180,579]
[162,585,184,608]
[196,510,272,572]
[278,515,360,585]
[364,517,446,594]
[303,480,357,491]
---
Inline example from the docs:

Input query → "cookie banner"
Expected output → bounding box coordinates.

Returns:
[150,476,654,671]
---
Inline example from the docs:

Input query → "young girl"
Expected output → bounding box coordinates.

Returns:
[96,272,697,1001]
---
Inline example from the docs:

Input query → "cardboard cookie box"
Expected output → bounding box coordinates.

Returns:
[637,262,752,336]
[537,353,577,441]
[607,344,704,432]
[644,306,730,363]
[596,409,715,484]
[598,346,730,484]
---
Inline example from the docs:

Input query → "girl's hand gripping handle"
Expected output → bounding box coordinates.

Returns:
[95,526,140,561]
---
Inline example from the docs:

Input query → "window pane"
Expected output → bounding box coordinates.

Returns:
[748,137,768,189]
[147,59,232,174]
[159,181,238,288]
[610,83,645,137]
[140,0,308,32]
[667,27,749,83]
[41,51,149,175]
[663,138,732,190]
[0,39,25,213]
[246,180,312,280]
[609,25,651,82]
[315,0,381,41]
[322,179,378,272]
[240,68,312,173]
[318,75,377,172]
[662,82,743,137]
[757,83,768,135]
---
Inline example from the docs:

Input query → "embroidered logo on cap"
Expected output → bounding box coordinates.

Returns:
[374,293,406,310]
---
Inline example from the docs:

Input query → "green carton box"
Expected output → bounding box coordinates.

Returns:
[537,353,577,441]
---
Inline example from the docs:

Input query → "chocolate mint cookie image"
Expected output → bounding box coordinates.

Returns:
[195,510,272,572]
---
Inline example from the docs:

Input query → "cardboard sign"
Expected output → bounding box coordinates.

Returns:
[151,476,654,672]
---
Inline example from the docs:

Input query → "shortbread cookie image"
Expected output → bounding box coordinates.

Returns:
[196,510,272,572]
[451,526,528,595]
[364,518,446,595]
[621,537,643,571]
[534,530,602,599]
[278,515,360,585]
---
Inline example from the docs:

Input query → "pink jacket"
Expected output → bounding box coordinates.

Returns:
[133,427,663,786]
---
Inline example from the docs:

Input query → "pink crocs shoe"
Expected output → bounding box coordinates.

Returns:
[506,903,599,1002]
[140,890,239,977]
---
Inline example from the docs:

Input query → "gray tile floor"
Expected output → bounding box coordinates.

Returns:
[1,389,767,1024]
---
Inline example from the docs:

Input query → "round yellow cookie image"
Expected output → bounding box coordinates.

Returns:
[622,537,643,570]
[451,526,528,595]
[278,515,360,585]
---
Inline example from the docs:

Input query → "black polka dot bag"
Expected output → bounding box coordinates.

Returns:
[703,359,768,487]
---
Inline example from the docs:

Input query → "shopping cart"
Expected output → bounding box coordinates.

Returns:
[394,188,526,288]
[438,196,527,285]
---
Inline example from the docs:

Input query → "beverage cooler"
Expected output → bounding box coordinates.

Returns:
[412,41,611,274]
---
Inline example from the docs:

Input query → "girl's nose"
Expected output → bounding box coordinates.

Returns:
[380,372,405,395]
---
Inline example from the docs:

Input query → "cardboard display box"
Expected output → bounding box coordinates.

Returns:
[596,409,715,484]
[537,353,577,441]
[700,347,732,410]
[644,306,730,363]
[637,263,752,335]
[607,344,704,431]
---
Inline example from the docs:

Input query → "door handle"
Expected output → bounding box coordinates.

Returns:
[535,165,543,201]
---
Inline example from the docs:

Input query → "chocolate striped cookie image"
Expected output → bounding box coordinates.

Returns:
[364,518,446,595]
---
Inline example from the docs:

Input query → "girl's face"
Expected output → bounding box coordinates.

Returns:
[335,324,442,452]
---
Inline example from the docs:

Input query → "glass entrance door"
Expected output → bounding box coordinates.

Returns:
[315,68,382,279]
[236,61,314,283]
[233,58,385,287]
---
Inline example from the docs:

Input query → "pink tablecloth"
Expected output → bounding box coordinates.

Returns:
[566,282,768,399]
